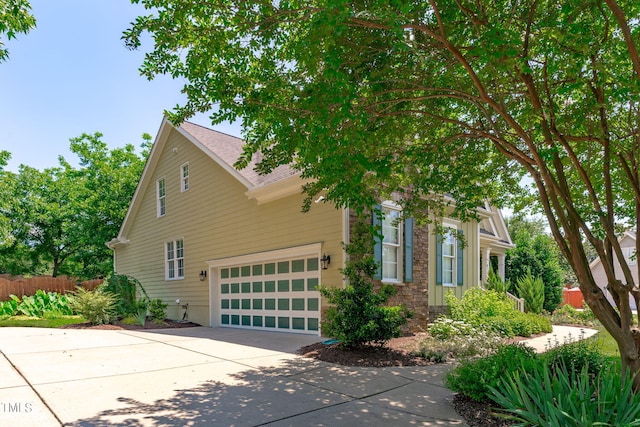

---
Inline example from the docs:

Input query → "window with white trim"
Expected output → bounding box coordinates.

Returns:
[180,162,189,192]
[166,239,184,279]
[157,178,166,217]
[622,247,637,266]
[442,228,456,286]
[382,205,402,281]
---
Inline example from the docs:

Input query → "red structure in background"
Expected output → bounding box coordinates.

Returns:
[563,285,584,309]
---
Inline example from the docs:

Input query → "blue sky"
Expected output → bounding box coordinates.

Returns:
[0,0,238,173]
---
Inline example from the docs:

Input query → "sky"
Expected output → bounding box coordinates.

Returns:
[0,0,239,173]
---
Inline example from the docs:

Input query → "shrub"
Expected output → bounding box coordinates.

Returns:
[416,329,503,360]
[551,303,597,326]
[134,307,147,326]
[10,290,74,318]
[445,344,538,401]
[321,283,410,348]
[102,274,149,317]
[428,318,476,340]
[485,268,509,295]
[426,317,503,358]
[148,298,168,322]
[544,336,606,380]
[121,316,138,325]
[515,269,545,314]
[70,287,116,325]
[446,287,552,337]
[510,312,553,336]
[490,362,640,426]
[447,287,515,325]
[319,217,411,348]
[0,297,19,317]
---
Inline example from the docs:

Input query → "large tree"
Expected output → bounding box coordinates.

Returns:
[0,134,149,278]
[0,0,36,62]
[125,0,640,385]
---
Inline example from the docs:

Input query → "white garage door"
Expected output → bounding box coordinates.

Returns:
[216,256,321,335]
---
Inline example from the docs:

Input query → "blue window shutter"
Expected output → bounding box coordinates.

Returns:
[457,229,464,286]
[372,205,382,280]
[436,232,443,285]
[404,217,414,282]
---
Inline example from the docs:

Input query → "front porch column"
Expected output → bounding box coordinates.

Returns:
[482,247,491,284]
[498,254,506,281]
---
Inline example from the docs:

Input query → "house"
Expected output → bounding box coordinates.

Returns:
[107,117,513,335]
[590,231,638,310]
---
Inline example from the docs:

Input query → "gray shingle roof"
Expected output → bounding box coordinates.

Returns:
[179,121,296,187]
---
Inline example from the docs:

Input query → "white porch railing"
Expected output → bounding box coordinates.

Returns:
[506,291,525,312]
[479,285,525,312]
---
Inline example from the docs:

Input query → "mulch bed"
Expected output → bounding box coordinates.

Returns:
[452,395,515,427]
[298,341,434,367]
[59,319,201,330]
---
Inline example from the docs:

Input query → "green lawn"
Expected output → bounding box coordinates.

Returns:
[0,315,86,328]
[592,324,619,357]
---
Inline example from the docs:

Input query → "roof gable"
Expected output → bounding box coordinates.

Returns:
[478,203,513,247]
[113,117,299,242]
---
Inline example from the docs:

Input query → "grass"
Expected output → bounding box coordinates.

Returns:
[593,323,620,358]
[0,315,86,328]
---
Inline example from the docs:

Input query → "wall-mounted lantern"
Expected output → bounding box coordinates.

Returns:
[199,270,207,281]
[320,254,331,270]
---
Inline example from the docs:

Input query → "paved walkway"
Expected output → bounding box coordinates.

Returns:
[521,325,599,353]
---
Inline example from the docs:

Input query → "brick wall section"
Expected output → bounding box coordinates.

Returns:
[348,210,430,332]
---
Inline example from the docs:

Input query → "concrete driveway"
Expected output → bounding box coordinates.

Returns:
[0,327,466,426]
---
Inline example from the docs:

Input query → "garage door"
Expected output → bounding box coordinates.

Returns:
[217,256,321,335]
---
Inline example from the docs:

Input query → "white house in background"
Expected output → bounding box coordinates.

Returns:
[590,231,638,310]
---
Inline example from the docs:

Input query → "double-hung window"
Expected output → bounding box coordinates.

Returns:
[166,239,184,279]
[382,206,402,282]
[441,229,456,286]
[373,202,414,283]
[180,162,189,192]
[437,223,464,287]
[157,178,166,217]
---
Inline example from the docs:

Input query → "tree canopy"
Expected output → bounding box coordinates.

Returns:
[0,133,150,278]
[125,0,640,385]
[0,0,36,62]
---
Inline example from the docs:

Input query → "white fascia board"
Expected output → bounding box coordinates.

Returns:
[479,235,515,250]
[116,116,170,240]
[245,174,309,204]
[105,238,130,249]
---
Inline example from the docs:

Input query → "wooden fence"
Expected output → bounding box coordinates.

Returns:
[0,275,103,301]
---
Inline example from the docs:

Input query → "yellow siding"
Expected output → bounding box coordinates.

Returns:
[428,219,480,307]
[114,128,344,326]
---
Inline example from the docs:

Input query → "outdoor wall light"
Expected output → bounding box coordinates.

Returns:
[320,254,331,270]
[199,270,207,281]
